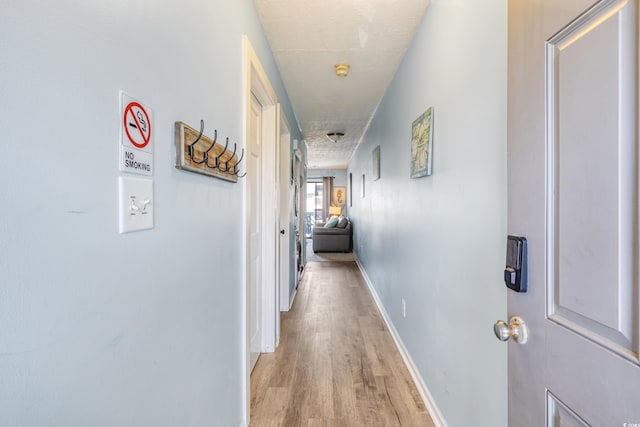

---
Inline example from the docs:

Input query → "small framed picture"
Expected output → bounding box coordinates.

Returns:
[349,173,353,207]
[361,174,366,198]
[333,186,346,206]
[372,145,380,181]
[411,106,434,178]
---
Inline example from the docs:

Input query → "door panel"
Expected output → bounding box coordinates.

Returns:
[547,391,589,427]
[555,10,624,330]
[508,0,640,425]
[546,324,640,425]
[248,93,263,372]
[547,0,638,356]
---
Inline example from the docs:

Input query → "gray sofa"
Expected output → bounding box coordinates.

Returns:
[312,219,353,253]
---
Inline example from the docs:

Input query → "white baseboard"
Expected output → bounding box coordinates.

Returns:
[289,287,297,309]
[355,259,449,427]
[281,287,297,312]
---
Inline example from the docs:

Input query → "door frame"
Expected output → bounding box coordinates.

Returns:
[242,35,279,426]
[278,107,292,313]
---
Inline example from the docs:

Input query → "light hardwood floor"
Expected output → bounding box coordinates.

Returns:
[250,261,435,427]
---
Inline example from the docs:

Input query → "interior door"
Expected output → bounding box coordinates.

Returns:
[248,93,263,372]
[507,0,640,424]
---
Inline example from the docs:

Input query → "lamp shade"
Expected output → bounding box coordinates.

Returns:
[329,206,342,216]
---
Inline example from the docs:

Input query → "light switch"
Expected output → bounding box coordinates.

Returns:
[119,176,154,233]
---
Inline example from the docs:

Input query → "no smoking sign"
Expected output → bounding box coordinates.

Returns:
[124,101,151,149]
[119,92,153,176]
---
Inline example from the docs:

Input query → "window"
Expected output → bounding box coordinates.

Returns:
[305,181,323,237]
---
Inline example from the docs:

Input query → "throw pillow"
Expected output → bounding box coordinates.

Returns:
[337,217,348,229]
[325,217,339,228]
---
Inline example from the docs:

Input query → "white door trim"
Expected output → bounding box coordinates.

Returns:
[278,106,292,313]
[242,35,279,427]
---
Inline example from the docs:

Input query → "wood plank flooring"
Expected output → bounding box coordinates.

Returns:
[250,261,435,427]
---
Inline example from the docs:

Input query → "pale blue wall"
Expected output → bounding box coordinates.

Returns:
[0,1,299,426]
[348,1,508,425]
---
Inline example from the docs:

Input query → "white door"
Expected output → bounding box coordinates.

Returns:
[248,93,263,372]
[507,0,640,425]
[278,111,291,312]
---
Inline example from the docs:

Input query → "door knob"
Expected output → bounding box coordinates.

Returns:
[494,316,528,344]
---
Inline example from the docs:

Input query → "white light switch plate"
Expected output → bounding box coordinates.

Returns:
[119,176,154,233]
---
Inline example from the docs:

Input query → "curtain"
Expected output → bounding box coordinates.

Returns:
[322,176,333,220]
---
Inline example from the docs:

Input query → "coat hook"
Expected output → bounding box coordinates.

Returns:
[234,148,247,177]
[233,148,245,175]
[188,119,204,159]
[188,120,215,165]
[206,137,229,169]
[204,136,218,169]
[202,129,218,158]
[211,137,229,169]
[221,143,237,173]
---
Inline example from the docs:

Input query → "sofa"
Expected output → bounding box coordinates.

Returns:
[312,217,353,253]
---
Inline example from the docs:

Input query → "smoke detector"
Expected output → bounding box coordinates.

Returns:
[334,63,350,78]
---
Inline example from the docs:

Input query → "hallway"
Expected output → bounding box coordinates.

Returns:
[2,1,510,425]
[250,261,434,426]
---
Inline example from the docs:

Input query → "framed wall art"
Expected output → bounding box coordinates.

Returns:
[333,186,346,206]
[349,173,353,207]
[410,106,434,178]
[372,145,380,180]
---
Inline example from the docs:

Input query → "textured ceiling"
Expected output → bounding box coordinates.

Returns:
[253,0,430,169]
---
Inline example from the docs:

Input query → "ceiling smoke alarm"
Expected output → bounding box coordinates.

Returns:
[334,63,350,77]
